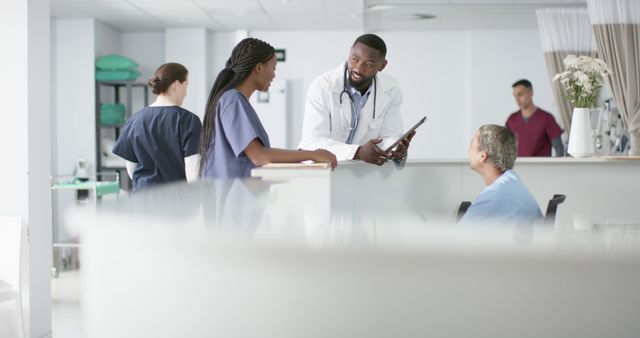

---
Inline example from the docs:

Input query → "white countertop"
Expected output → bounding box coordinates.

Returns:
[257,156,640,168]
[78,178,640,254]
[251,156,640,179]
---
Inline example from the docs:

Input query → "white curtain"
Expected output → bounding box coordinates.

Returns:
[587,0,640,155]
[536,8,597,132]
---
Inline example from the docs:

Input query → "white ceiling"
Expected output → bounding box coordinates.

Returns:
[50,0,587,33]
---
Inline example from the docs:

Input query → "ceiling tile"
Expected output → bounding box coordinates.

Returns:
[51,0,90,18]
[210,13,273,30]
[193,0,263,15]
[50,0,585,32]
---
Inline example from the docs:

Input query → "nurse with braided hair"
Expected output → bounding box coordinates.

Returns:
[199,37,337,178]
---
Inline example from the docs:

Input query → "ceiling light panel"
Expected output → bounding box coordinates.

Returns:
[192,0,263,15]
[259,0,326,28]
[366,0,449,6]
[126,0,221,28]
[63,0,137,15]
[211,13,273,30]
[323,0,365,27]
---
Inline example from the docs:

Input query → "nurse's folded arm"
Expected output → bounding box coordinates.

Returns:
[244,138,337,169]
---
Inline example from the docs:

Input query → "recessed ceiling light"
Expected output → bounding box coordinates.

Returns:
[396,13,436,20]
[367,5,397,11]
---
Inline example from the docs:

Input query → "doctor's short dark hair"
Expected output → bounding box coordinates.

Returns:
[148,62,188,95]
[512,79,532,89]
[353,34,387,58]
[478,124,517,172]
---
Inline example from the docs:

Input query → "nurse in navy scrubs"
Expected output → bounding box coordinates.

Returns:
[112,62,202,190]
[199,38,337,178]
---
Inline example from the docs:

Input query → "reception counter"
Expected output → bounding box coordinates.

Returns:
[253,157,640,228]
[71,157,640,338]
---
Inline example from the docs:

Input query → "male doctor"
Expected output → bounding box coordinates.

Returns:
[298,34,414,166]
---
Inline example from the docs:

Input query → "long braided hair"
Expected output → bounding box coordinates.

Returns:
[198,38,275,176]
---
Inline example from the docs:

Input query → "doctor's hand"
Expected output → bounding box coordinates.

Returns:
[311,149,338,169]
[354,138,390,166]
[390,130,416,161]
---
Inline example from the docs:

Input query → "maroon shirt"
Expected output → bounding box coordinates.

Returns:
[505,108,563,157]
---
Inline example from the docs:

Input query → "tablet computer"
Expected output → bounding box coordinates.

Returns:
[384,116,427,153]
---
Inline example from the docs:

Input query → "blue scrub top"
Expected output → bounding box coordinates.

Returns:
[459,169,543,226]
[202,89,270,179]
[112,105,202,190]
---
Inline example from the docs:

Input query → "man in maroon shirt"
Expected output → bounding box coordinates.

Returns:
[506,79,564,157]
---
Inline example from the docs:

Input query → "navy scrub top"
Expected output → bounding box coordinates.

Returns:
[112,105,202,190]
[202,89,270,179]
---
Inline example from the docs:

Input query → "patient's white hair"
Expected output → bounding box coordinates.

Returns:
[478,124,517,172]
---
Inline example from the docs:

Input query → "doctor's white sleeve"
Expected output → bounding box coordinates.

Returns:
[125,160,136,180]
[297,79,360,161]
[377,86,405,152]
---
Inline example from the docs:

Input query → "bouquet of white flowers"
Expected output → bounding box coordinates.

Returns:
[553,55,609,108]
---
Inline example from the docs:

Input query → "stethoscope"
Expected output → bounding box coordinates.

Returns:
[330,64,377,133]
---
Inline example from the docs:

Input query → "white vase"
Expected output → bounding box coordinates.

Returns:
[567,107,594,157]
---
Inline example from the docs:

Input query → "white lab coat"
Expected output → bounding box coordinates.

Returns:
[298,63,404,160]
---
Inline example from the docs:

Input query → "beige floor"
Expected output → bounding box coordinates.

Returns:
[52,271,83,338]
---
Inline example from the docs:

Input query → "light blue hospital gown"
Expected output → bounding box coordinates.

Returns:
[202,89,270,179]
[459,169,543,226]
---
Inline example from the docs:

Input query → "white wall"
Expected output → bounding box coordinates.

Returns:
[94,20,121,59]
[51,18,58,177]
[27,1,52,335]
[207,31,238,93]
[120,30,234,119]
[53,19,122,245]
[121,31,164,112]
[251,30,362,148]
[1,0,52,337]
[380,31,471,158]
[469,30,559,136]
[55,19,96,175]
[61,28,558,165]
[252,29,557,158]
[165,28,208,119]
[122,32,165,82]
[1,0,29,231]
[51,17,59,237]
[54,19,122,169]
[54,18,95,247]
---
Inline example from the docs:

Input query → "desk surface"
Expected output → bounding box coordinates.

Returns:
[84,178,640,255]
[252,157,640,177]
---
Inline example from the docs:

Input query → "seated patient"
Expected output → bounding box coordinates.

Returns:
[459,124,543,226]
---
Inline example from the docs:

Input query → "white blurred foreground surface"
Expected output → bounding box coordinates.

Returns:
[0,216,25,338]
[71,163,640,338]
